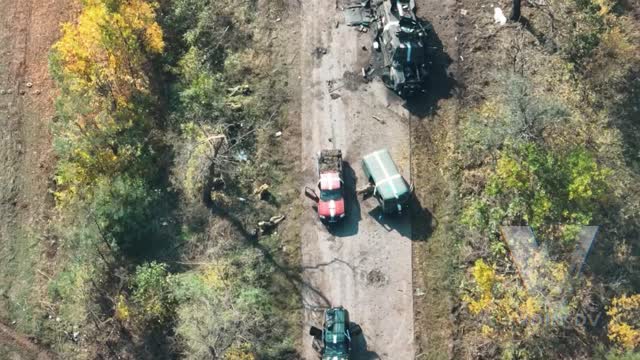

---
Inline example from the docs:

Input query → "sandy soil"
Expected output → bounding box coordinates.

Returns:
[297,0,418,358]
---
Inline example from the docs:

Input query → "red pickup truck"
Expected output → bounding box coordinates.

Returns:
[305,149,346,223]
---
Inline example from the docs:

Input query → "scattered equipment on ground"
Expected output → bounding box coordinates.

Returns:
[309,307,362,360]
[305,149,347,223]
[362,148,411,214]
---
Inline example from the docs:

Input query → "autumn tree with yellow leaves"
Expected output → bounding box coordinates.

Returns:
[608,294,640,350]
[51,0,164,202]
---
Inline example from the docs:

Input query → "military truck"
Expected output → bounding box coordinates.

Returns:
[309,307,362,360]
[362,149,411,214]
[305,150,346,223]
[374,0,428,97]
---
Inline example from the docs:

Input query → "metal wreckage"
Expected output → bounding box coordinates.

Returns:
[345,0,429,97]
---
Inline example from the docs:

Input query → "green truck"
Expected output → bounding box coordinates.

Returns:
[362,149,411,214]
[309,307,362,360]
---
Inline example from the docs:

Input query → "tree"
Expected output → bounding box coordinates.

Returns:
[51,0,164,201]
[608,294,640,350]
[131,262,172,323]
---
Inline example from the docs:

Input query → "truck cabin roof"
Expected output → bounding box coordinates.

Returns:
[323,308,350,356]
[363,149,410,202]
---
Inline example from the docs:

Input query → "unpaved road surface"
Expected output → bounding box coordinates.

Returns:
[0,0,71,357]
[298,0,416,358]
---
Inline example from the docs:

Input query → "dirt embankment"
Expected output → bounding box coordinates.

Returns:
[0,0,73,356]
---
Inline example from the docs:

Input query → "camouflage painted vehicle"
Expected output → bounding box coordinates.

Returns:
[309,307,362,360]
[374,0,428,97]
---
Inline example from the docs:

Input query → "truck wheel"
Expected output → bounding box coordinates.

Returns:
[351,324,363,336]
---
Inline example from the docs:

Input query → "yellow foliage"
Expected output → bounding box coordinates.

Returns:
[593,0,614,17]
[607,294,640,350]
[466,260,496,314]
[200,264,227,290]
[481,324,495,338]
[472,259,496,295]
[224,343,255,360]
[54,0,164,103]
[115,294,131,321]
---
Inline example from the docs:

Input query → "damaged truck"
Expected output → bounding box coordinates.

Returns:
[373,0,429,97]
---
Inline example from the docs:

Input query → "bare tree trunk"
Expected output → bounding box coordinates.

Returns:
[511,0,521,21]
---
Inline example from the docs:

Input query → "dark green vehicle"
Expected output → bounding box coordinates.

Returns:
[362,149,411,214]
[309,307,362,360]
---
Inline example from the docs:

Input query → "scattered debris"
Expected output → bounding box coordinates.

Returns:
[460,9,468,16]
[330,93,341,100]
[494,7,507,25]
[253,184,271,200]
[359,25,368,33]
[314,47,328,59]
[344,5,373,27]
[361,46,368,51]
[227,84,251,96]
[258,215,286,234]
[415,288,425,297]
[234,150,249,162]
[238,197,247,202]
[274,131,283,138]
[372,115,385,124]
[356,183,375,196]
[275,17,281,22]
[0,90,5,95]
[288,53,298,65]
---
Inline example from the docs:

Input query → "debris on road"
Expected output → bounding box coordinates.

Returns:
[344,3,373,27]
[372,115,385,124]
[494,7,507,25]
[356,183,374,196]
[313,47,328,58]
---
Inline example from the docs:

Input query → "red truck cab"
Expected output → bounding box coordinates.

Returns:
[317,172,346,222]
[305,150,346,224]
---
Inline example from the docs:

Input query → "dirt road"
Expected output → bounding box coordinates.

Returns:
[298,1,416,358]
[0,0,71,356]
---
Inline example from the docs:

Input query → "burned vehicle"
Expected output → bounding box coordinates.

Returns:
[374,0,428,97]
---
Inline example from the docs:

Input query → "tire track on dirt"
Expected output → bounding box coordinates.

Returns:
[0,0,71,356]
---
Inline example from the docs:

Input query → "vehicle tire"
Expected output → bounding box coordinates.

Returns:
[351,324,363,336]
